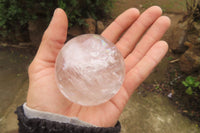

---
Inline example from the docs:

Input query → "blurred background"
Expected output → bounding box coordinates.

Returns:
[0,0,200,133]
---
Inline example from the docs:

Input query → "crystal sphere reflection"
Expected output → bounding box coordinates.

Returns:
[55,34,125,106]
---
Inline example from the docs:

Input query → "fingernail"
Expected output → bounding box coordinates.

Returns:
[53,8,59,17]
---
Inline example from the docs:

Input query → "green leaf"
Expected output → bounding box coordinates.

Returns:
[167,56,173,61]
[194,81,200,87]
[186,76,195,85]
[70,0,78,7]
[185,87,193,95]
[182,81,189,87]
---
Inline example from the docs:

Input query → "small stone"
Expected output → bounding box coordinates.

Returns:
[97,21,105,34]
[167,93,172,98]
[55,34,125,106]
[68,25,83,37]
[169,24,187,53]
[179,46,200,73]
[83,18,96,34]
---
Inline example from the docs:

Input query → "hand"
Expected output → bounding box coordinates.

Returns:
[27,6,170,127]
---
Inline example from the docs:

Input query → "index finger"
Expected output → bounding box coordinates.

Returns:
[101,8,140,43]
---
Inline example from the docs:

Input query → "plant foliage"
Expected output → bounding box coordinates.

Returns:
[57,0,116,27]
[182,76,200,95]
[0,0,36,41]
[186,0,200,22]
[0,0,115,43]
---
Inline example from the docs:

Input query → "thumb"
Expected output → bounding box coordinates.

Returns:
[34,8,68,64]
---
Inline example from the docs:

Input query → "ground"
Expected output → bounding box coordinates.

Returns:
[0,0,200,133]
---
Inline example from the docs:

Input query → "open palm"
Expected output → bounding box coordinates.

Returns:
[27,6,170,127]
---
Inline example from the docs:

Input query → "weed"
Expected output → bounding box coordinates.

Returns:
[182,76,200,95]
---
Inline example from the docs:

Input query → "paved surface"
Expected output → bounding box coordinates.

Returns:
[120,91,200,133]
[0,48,32,133]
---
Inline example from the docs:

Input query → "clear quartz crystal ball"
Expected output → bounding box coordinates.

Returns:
[55,34,125,106]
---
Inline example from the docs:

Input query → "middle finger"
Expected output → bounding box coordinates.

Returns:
[116,6,162,58]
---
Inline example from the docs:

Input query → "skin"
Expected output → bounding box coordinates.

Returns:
[27,6,171,127]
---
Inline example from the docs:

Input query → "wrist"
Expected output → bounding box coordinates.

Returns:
[23,103,95,127]
[15,104,121,133]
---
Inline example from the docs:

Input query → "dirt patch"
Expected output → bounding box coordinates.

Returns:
[112,0,186,18]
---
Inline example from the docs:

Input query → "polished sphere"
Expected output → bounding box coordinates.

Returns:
[55,34,125,106]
